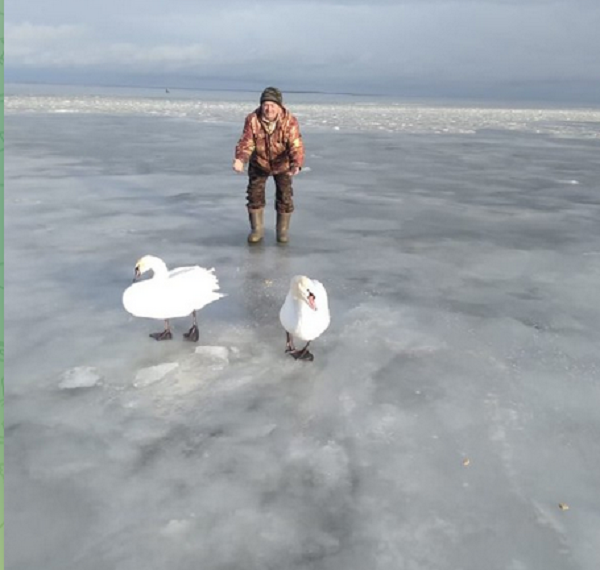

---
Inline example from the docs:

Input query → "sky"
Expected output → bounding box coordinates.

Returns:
[5,1,600,100]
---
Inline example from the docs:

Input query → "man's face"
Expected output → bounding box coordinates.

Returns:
[261,101,281,121]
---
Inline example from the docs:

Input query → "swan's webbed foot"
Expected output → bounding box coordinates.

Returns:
[289,341,314,361]
[183,324,199,342]
[150,330,173,341]
[291,349,314,362]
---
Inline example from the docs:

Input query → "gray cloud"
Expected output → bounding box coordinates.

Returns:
[6,1,600,101]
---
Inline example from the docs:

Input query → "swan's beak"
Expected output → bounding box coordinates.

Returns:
[307,292,317,311]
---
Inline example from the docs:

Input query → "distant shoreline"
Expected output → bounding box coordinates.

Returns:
[6,81,600,113]
[4,80,383,99]
[5,79,600,110]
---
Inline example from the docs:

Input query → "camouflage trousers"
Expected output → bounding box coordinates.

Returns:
[246,163,294,213]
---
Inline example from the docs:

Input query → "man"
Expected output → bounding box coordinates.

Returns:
[233,87,305,244]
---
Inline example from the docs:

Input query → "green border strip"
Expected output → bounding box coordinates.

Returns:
[1,2,5,568]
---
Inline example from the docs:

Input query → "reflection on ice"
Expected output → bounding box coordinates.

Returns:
[5,92,600,570]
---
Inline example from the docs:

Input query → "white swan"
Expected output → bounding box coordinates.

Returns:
[122,255,225,341]
[279,275,330,361]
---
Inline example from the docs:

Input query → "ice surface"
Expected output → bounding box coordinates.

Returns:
[5,88,600,570]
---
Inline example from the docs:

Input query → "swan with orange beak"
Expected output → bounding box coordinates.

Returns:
[279,275,330,361]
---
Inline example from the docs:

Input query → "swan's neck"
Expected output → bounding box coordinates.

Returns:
[292,291,306,306]
[147,257,169,279]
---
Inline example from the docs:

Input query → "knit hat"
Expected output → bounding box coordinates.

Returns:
[260,87,283,107]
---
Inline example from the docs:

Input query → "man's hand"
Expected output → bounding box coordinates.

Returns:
[233,159,244,173]
[289,166,301,176]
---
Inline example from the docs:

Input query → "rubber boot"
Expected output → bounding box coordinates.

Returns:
[276,212,292,244]
[247,208,265,244]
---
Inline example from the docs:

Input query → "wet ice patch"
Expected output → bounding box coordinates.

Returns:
[210,373,259,395]
[59,366,102,389]
[160,518,193,538]
[292,532,341,561]
[122,418,171,444]
[289,438,352,494]
[364,404,414,442]
[134,362,179,387]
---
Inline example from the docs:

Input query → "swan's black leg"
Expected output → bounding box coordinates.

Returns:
[184,311,199,342]
[285,332,296,353]
[150,320,173,341]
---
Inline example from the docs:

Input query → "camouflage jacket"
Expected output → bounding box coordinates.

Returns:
[235,107,305,175]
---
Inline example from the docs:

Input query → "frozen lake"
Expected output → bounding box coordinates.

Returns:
[5,88,600,569]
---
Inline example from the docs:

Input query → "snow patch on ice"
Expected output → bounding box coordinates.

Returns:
[59,366,102,389]
[134,362,179,387]
[194,345,229,359]
[194,346,232,367]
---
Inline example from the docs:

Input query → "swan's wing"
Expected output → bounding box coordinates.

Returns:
[123,281,172,318]
[279,292,296,333]
[123,266,224,319]
[165,266,225,311]
[169,266,221,289]
[167,266,203,279]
